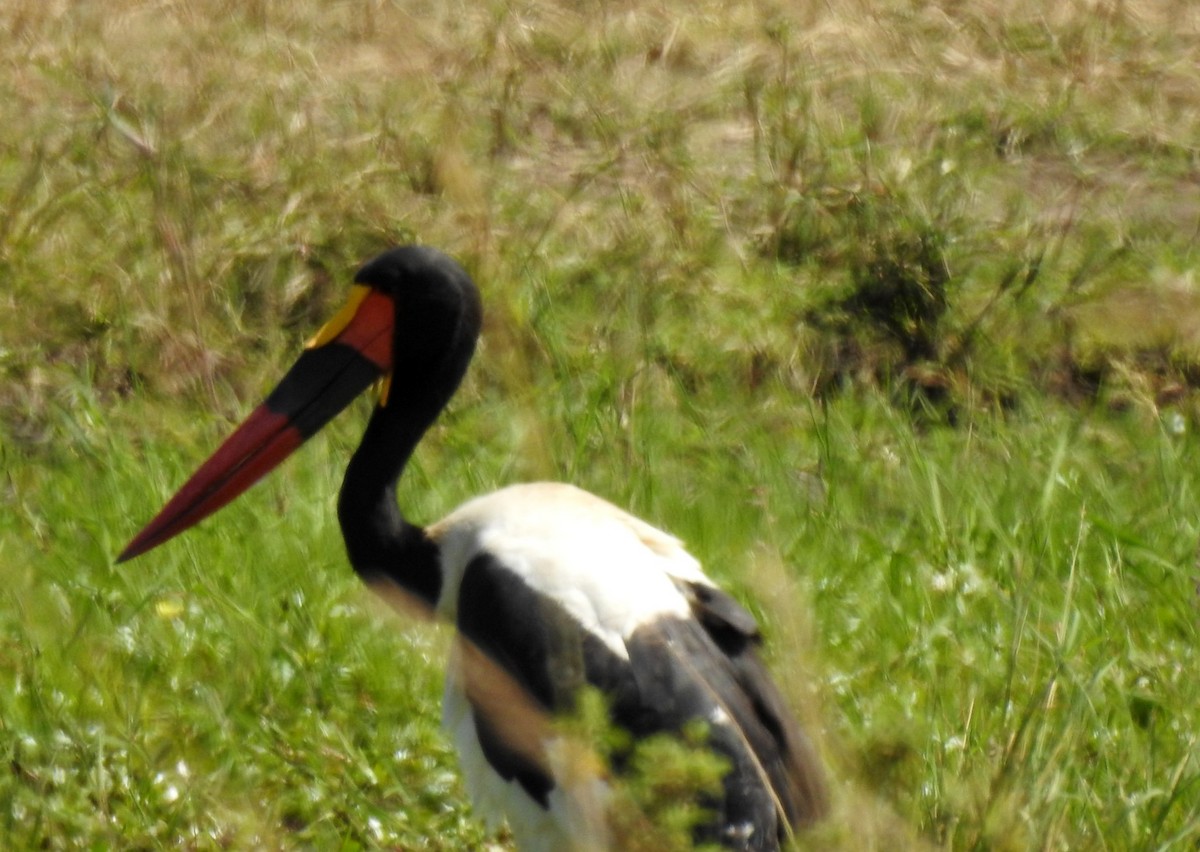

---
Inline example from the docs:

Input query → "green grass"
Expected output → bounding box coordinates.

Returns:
[3,0,1200,848]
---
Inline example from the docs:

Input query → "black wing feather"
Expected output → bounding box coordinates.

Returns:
[455,553,827,850]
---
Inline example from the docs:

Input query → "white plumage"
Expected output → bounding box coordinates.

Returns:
[425,482,825,850]
[432,483,719,850]
[431,483,709,643]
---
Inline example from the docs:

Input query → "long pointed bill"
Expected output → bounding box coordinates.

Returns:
[117,286,395,563]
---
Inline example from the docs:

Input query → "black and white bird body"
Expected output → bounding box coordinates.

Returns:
[119,246,828,850]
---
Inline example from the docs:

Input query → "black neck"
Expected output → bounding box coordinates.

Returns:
[337,399,444,608]
[334,248,482,609]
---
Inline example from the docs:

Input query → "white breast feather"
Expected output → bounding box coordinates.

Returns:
[443,649,612,852]
[429,482,711,657]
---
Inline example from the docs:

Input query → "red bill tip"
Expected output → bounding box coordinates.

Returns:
[117,408,302,562]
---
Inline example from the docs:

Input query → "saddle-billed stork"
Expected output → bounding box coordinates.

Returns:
[119,246,829,850]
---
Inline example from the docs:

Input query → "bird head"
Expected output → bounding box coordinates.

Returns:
[117,246,480,563]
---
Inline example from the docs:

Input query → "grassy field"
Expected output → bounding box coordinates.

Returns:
[3,0,1199,848]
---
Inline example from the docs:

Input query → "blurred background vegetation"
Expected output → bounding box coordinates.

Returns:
[2,0,1198,848]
